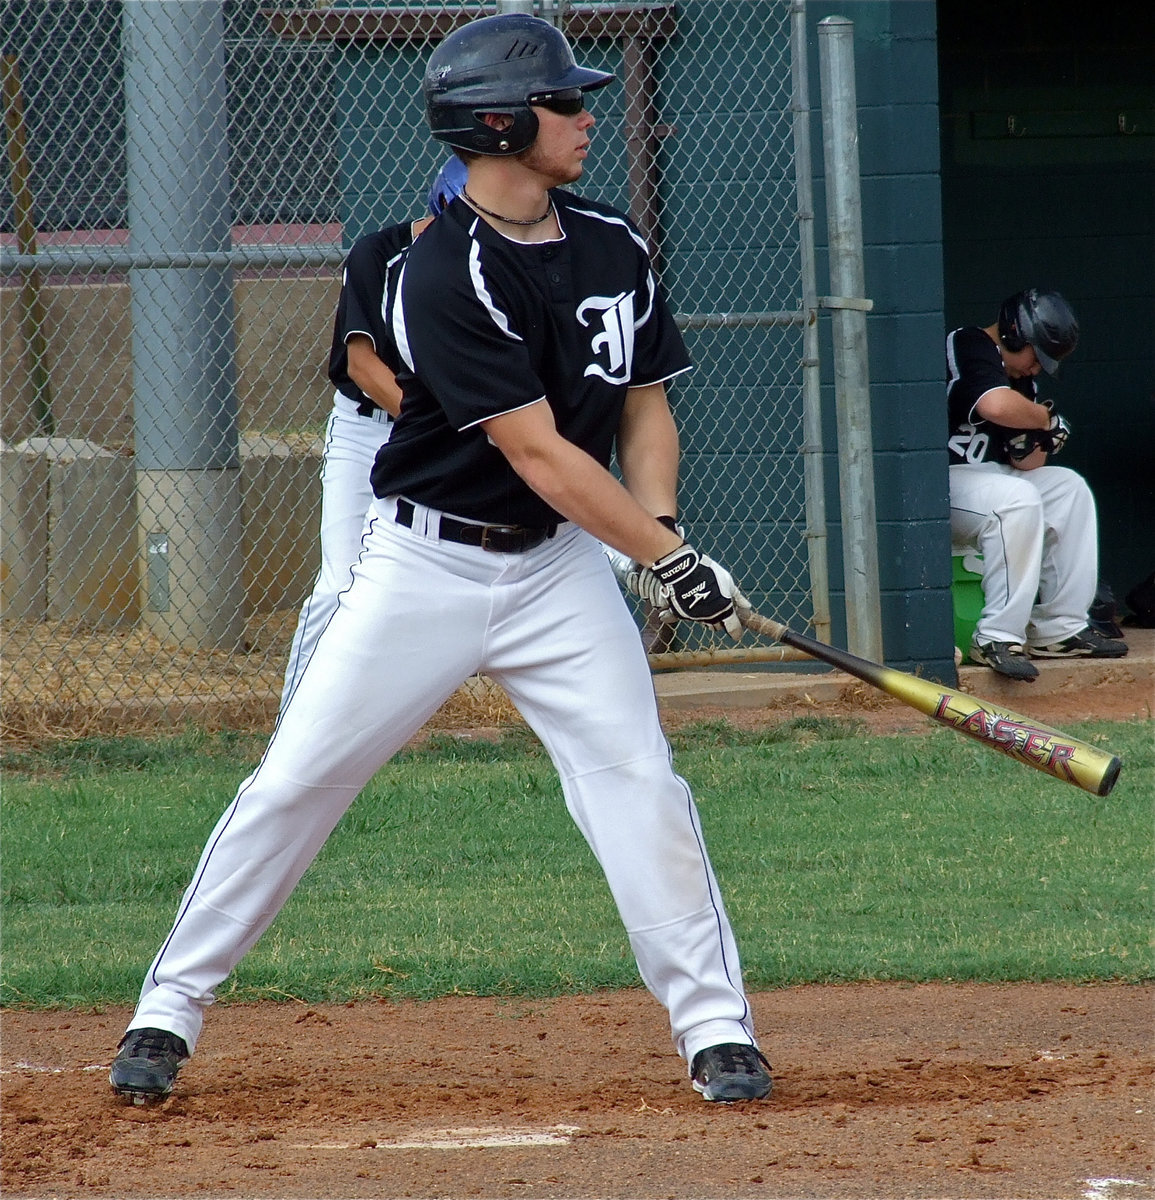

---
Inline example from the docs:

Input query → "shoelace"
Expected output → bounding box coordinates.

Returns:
[124,1029,183,1057]
[708,1045,762,1075]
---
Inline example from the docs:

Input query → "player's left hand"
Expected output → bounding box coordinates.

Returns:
[602,544,678,625]
[644,543,747,641]
[602,544,636,589]
[1004,430,1039,461]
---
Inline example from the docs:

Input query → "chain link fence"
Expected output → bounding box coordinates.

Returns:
[2,0,827,743]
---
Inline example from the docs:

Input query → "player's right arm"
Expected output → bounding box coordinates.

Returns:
[346,336,403,417]
[973,387,1052,430]
[482,400,682,567]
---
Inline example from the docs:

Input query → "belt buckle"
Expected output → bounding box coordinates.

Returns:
[480,524,521,552]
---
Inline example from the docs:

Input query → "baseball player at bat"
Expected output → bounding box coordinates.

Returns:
[946,288,1127,680]
[111,14,769,1107]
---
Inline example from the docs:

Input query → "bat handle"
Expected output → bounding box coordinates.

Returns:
[738,607,790,643]
[738,607,847,664]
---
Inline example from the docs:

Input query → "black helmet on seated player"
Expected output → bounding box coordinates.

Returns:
[997,288,1080,376]
[422,14,614,156]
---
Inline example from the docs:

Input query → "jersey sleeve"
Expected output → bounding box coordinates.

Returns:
[946,326,1008,422]
[392,235,546,431]
[339,225,409,354]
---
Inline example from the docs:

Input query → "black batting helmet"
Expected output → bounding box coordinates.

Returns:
[422,14,615,156]
[997,288,1080,376]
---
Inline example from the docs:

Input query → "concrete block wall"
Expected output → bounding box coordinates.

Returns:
[239,434,323,615]
[1,444,48,621]
[2,274,332,630]
[2,439,137,625]
[1,436,322,629]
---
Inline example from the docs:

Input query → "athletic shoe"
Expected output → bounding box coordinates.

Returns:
[109,1027,189,1102]
[969,639,1039,681]
[1027,626,1129,659]
[690,1043,773,1102]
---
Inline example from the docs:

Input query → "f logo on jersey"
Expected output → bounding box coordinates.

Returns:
[578,291,635,384]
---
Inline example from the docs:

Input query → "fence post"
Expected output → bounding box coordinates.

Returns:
[818,15,883,661]
[122,0,246,648]
[789,0,831,645]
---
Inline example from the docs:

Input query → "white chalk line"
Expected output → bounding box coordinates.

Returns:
[2,1062,107,1074]
[1083,1180,1155,1200]
[291,1126,582,1151]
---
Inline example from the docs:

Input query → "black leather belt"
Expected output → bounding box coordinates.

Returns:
[394,498,556,554]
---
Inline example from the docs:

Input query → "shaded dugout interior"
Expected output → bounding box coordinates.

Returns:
[936,0,1154,622]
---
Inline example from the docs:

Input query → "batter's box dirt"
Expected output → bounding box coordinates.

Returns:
[3,982,1152,1199]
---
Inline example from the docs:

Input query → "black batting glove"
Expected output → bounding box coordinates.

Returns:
[1004,430,1039,461]
[648,542,745,641]
[1040,412,1071,454]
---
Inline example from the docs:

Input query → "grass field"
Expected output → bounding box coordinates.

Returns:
[2,716,1151,1009]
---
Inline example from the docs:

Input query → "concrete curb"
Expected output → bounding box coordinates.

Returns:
[653,627,1155,712]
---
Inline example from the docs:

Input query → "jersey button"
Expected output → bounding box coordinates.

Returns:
[549,271,561,283]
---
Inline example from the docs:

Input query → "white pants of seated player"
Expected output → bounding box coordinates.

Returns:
[128,498,757,1070]
[279,393,392,712]
[948,462,1098,647]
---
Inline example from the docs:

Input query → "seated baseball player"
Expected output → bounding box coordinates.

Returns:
[945,287,1127,680]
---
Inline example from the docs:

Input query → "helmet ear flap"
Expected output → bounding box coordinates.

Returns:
[451,106,539,155]
[488,107,539,155]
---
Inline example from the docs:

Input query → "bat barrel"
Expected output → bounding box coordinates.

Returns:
[1098,755,1123,798]
[738,609,1124,797]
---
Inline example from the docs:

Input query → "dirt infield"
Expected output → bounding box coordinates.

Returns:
[3,984,1153,1199]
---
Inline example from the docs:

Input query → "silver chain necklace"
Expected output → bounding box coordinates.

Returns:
[462,187,553,226]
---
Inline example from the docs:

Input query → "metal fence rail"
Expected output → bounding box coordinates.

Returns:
[2,0,826,740]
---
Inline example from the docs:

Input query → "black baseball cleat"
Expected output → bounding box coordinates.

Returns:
[109,1027,189,1104]
[970,639,1039,681]
[1027,626,1128,659]
[691,1043,773,1102]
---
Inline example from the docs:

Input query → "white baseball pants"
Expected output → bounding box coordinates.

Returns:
[279,393,392,709]
[128,498,757,1067]
[949,462,1099,646]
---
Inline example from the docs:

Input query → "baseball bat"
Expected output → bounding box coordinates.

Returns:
[738,609,1122,797]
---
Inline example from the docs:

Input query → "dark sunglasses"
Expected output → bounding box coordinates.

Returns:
[528,88,586,116]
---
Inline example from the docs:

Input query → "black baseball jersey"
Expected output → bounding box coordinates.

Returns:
[372,189,692,527]
[945,325,1041,466]
[327,221,413,413]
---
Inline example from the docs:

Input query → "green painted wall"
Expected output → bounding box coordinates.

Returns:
[802,0,955,680]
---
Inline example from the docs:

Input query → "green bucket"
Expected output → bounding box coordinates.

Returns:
[952,550,985,660]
